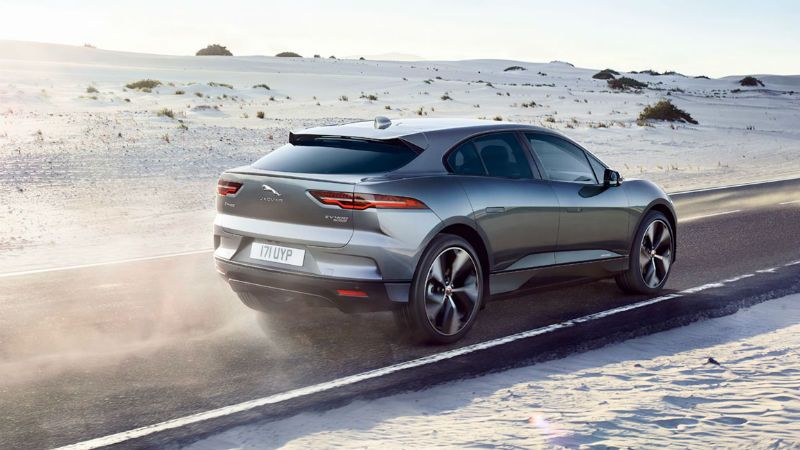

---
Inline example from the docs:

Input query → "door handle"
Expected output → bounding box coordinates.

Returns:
[566,207,583,213]
[485,207,505,214]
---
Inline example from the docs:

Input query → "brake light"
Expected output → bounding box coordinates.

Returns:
[217,180,242,196]
[309,190,427,210]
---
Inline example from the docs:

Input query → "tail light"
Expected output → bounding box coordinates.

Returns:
[309,190,427,210]
[217,180,243,196]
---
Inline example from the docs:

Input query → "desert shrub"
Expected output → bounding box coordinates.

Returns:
[492,116,503,121]
[175,90,185,95]
[361,93,378,101]
[638,100,697,124]
[504,66,526,72]
[196,44,232,56]
[521,101,537,108]
[276,51,302,57]
[86,86,99,93]
[194,92,203,97]
[255,110,265,119]
[314,54,321,58]
[663,71,685,77]
[208,81,233,89]
[252,84,270,90]
[339,95,348,101]
[544,116,556,123]
[592,69,617,80]
[384,105,391,110]
[440,93,453,101]
[639,69,662,76]
[739,76,764,87]
[126,79,161,90]
[329,55,336,59]
[607,77,647,90]
[157,108,175,119]
[359,57,365,60]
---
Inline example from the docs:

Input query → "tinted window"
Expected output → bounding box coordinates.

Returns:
[471,133,532,178]
[252,138,417,174]
[526,134,596,183]
[587,154,607,182]
[447,142,486,175]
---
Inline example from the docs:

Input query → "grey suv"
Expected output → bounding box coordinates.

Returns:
[214,118,676,343]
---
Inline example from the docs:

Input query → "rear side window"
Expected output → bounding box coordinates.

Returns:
[252,138,418,174]
[447,133,532,179]
[526,134,596,183]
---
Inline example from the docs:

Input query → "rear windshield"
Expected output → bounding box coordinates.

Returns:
[252,137,418,174]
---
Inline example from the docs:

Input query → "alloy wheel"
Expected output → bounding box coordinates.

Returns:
[424,246,480,336]
[639,219,673,288]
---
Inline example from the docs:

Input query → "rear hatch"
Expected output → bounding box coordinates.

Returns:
[218,170,358,248]
[217,135,421,249]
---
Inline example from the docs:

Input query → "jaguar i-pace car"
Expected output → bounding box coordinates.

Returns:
[214,118,676,343]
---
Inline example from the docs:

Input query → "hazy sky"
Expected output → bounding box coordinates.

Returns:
[2,0,799,77]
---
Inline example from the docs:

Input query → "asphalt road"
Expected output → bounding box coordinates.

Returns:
[1,178,800,449]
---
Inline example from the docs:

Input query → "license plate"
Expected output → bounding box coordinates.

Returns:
[250,242,305,267]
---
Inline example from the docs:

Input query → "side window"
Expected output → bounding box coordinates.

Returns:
[447,141,486,175]
[587,154,607,182]
[471,133,532,179]
[526,134,597,184]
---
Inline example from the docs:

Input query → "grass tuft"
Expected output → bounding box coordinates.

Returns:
[157,108,175,119]
[638,100,697,125]
[126,79,161,90]
[607,77,647,90]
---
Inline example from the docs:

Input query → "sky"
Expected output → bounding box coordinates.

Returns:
[1,0,799,77]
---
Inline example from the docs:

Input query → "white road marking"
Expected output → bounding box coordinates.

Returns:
[679,209,742,223]
[55,267,779,450]
[0,249,214,279]
[669,176,800,196]
[778,199,800,205]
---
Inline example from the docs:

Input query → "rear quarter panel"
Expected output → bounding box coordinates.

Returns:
[349,175,476,280]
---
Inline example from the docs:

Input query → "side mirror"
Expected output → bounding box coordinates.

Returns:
[603,169,622,187]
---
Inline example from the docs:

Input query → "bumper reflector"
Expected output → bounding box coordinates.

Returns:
[336,289,369,298]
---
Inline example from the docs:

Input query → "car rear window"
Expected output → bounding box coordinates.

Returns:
[252,137,419,174]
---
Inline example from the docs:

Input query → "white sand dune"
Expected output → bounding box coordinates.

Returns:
[185,294,800,450]
[1,40,799,273]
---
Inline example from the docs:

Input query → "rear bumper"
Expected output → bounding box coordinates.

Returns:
[215,257,410,313]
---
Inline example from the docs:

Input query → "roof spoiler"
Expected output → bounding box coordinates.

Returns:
[288,132,428,152]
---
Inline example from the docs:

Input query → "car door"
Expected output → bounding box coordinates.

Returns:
[446,132,560,272]
[524,133,630,263]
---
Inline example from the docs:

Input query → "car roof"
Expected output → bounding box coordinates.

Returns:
[295,118,552,148]
[292,118,578,176]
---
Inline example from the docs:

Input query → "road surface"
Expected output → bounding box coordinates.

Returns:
[1,178,799,449]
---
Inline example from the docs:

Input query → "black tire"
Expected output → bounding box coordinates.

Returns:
[616,210,675,294]
[403,234,485,344]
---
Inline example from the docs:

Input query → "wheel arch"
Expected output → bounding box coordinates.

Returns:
[417,219,492,293]
[638,200,678,261]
